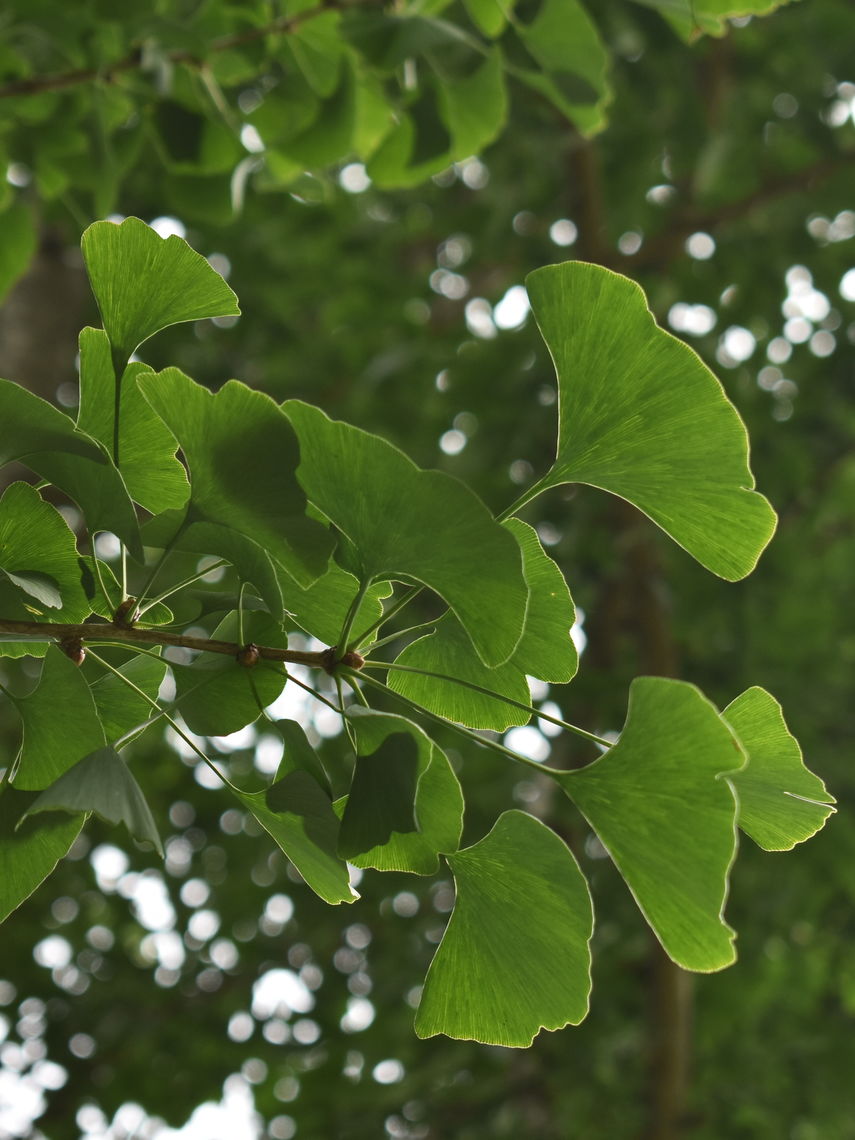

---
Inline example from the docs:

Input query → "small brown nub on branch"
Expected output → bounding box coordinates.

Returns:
[340,650,365,670]
[60,637,86,666]
[319,647,366,674]
[113,597,138,628]
[236,643,261,667]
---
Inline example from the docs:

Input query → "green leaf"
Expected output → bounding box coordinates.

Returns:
[283,401,528,667]
[23,746,163,856]
[235,772,357,905]
[9,646,106,791]
[171,611,287,737]
[632,0,798,40]
[388,518,575,730]
[0,379,141,555]
[0,202,38,304]
[462,0,514,37]
[273,719,332,795]
[338,709,463,874]
[82,557,173,627]
[415,810,593,1045]
[77,328,189,513]
[723,687,836,851]
[0,786,84,924]
[278,558,392,647]
[0,481,90,625]
[80,217,239,363]
[139,371,334,587]
[511,0,611,135]
[90,654,168,744]
[526,262,777,581]
[142,510,284,621]
[557,677,745,972]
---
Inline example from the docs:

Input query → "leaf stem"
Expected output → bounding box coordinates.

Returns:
[352,583,423,649]
[361,660,612,750]
[496,474,553,523]
[351,670,551,775]
[86,648,240,792]
[337,579,370,655]
[363,619,437,653]
[136,559,230,616]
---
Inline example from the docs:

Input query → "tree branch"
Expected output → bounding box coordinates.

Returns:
[0,0,375,101]
[0,617,363,672]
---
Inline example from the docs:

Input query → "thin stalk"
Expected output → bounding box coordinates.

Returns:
[257,661,344,717]
[136,559,229,616]
[134,528,184,611]
[495,474,552,523]
[362,660,612,750]
[237,581,249,647]
[363,619,437,654]
[351,669,550,775]
[89,550,115,613]
[352,583,423,649]
[121,545,129,598]
[86,649,239,792]
[337,579,370,655]
[335,673,359,754]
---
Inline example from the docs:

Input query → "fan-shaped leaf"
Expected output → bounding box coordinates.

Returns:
[724,687,836,850]
[283,401,528,667]
[415,810,593,1045]
[526,262,777,580]
[0,787,84,924]
[557,676,745,971]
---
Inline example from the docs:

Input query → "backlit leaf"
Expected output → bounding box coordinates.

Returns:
[81,217,239,363]
[284,401,528,667]
[0,787,84,924]
[415,810,593,1045]
[140,370,334,587]
[526,262,777,580]
[557,676,745,971]
[724,687,836,850]
[24,746,163,856]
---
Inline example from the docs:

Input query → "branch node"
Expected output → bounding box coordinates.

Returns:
[236,642,261,668]
[113,597,138,628]
[60,637,86,666]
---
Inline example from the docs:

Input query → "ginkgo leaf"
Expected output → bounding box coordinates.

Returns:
[284,400,528,667]
[557,676,745,972]
[139,370,334,587]
[525,261,777,580]
[415,811,593,1045]
[724,687,836,851]
[23,746,163,856]
[81,216,239,363]
[0,787,84,924]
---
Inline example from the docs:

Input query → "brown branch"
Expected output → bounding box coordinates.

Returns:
[0,617,363,672]
[0,0,373,101]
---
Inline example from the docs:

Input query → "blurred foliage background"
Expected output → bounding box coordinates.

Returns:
[0,0,853,1137]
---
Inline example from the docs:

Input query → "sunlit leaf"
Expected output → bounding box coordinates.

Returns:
[81,217,239,363]
[415,810,593,1045]
[140,371,334,587]
[388,519,575,730]
[0,379,140,555]
[9,646,106,791]
[284,401,528,666]
[724,687,836,850]
[526,262,777,580]
[557,676,745,971]
[632,0,798,40]
[23,746,163,856]
[338,709,463,874]
[77,328,189,513]
[278,559,392,647]
[0,787,84,924]
[0,482,89,626]
[236,772,357,905]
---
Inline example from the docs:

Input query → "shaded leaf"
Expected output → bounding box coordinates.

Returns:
[81,217,239,363]
[278,558,392,647]
[0,379,140,555]
[526,262,777,580]
[140,371,334,587]
[9,646,106,791]
[388,518,575,730]
[0,202,38,304]
[171,611,287,737]
[338,709,463,874]
[557,676,745,971]
[273,719,331,796]
[90,654,168,744]
[236,772,357,905]
[0,786,84,924]
[77,328,189,513]
[724,687,836,851]
[284,401,527,666]
[23,746,162,856]
[415,810,593,1045]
